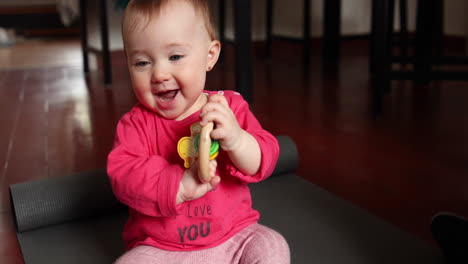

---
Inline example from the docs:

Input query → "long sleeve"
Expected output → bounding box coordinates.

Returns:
[107,107,183,217]
[221,91,279,183]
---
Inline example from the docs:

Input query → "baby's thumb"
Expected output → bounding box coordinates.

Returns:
[208,176,221,191]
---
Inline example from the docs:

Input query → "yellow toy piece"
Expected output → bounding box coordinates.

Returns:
[177,137,197,168]
[177,122,219,169]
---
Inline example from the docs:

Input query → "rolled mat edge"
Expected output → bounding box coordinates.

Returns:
[272,135,299,177]
[10,169,126,233]
[10,135,298,233]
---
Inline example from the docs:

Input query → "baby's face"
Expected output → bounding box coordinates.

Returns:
[124,1,217,120]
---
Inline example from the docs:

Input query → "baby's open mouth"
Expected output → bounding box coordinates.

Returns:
[157,90,178,102]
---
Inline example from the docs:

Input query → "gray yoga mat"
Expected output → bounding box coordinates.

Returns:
[10,169,126,233]
[10,135,297,233]
[251,174,444,264]
[8,135,300,263]
[9,135,443,264]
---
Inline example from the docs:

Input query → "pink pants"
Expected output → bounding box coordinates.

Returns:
[115,224,290,264]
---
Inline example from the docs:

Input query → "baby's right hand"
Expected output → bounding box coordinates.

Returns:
[176,160,220,205]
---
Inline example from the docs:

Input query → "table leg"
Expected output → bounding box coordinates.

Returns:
[218,0,225,62]
[99,0,112,85]
[79,0,89,73]
[233,0,253,103]
[323,0,341,64]
[265,0,273,59]
[371,0,392,116]
[414,0,444,84]
[399,0,409,60]
[303,0,311,67]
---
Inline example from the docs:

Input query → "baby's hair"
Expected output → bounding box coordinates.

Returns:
[122,0,217,43]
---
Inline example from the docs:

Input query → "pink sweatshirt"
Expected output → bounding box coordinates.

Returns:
[107,90,279,251]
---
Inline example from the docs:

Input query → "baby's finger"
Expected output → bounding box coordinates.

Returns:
[201,100,230,116]
[199,103,220,124]
[201,110,228,127]
[209,127,227,140]
[208,94,230,108]
[209,159,217,168]
[209,159,217,176]
[208,176,221,190]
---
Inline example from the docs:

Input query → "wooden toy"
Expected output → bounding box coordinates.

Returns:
[177,122,219,183]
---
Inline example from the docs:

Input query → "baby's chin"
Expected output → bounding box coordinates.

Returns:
[152,108,180,120]
[152,106,192,121]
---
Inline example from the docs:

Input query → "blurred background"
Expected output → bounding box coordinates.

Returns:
[1,0,468,263]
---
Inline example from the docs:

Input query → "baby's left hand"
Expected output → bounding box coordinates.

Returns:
[199,94,242,152]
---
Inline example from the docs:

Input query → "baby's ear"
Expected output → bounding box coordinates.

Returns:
[206,40,221,71]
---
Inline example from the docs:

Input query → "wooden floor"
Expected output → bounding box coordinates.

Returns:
[0,38,82,70]
[1,37,467,263]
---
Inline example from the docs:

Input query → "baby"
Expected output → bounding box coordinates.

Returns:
[107,0,290,263]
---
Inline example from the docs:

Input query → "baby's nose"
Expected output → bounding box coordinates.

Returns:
[151,66,170,83]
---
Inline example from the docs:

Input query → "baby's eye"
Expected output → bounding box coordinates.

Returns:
[169,55,184,61]
[135,61,150,67]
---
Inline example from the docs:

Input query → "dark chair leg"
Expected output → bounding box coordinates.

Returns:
[399,0,408,61]
[386,0,395,94]
[370,0,394,76]
[323,0,341,65]
[79,0,89,73]
[233,0,253,103]
[369,0,377,75]
[265,0,273,59]
[433,0,444,67]
[218,0,225,63]
[414,0,436,84]
[371,0,393,117]
[99,0,112,85]
[303,0,311,68]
